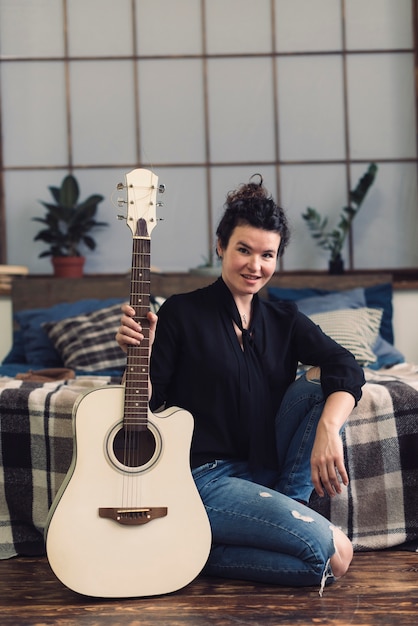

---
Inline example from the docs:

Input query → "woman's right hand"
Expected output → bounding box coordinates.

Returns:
[115,303,158,354]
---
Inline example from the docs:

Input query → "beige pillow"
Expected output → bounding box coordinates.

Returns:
[309,307,383,366]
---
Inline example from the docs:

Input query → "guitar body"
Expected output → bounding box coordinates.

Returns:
[45,385,212,597]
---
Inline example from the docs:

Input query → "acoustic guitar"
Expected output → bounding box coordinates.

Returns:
[45,168,212,597]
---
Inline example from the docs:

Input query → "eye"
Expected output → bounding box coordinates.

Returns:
[263,252,275,259]
[238,246,250,254]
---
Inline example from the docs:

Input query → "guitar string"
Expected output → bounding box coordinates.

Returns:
[120,180,155,512]
[124,247,136,510]
[124,228,149,511]
[137,234,151,510]
[127,241,139,511]
[133,239,143,511]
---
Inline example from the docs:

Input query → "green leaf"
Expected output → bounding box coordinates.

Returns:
[48,186,61,204]
[82,235,96,250]
[302,163,378,262]
[34,173,108,258]
[59,175,79,208]
[78,194,104,211]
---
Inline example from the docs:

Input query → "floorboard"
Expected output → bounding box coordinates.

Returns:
[0,551,417,625]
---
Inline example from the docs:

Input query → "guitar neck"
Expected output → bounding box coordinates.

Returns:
[121,168,161,432]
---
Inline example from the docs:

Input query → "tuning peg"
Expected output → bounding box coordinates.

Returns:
[116,182,125,190]
[157,202,164,207]
[158,184,166,194]
[117,197,127,207]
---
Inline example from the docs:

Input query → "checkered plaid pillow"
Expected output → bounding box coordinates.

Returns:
[43,303,126,372]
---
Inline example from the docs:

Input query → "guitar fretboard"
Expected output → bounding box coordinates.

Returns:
[124,234,151,431]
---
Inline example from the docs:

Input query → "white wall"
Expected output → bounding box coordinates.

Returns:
[0,297,12,363]
[392,290,418,364]
[0,0,417,274]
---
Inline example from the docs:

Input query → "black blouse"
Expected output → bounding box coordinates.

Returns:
[150,278,365,470]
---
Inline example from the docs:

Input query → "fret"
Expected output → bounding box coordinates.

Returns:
[125,373,149,381]
[126,357,150,366]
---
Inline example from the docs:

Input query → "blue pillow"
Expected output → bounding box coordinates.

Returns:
[2,330,27,364]
[15,298,125,366]
[268,287,328,302]
[295,288,366,316]
[268,283,394,344]
[368,335,405,370]
[364,283,393,345]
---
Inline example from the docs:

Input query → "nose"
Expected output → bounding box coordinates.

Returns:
[247,255,261,271]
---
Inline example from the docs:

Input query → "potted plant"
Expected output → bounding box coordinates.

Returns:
[33,174,108,277]
[302,163,378,274]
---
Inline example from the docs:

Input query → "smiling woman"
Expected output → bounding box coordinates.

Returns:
[215,177,286,324]
[115,175,364,591]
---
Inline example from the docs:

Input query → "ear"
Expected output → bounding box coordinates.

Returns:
[216,240,223,260]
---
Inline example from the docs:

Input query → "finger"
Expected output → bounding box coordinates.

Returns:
[115,325,142,349]
[324,459,349,497]
[335,459,349,487]
[316,462,338,499]
[118,318,141,336]
[311,466,324,498]
[327,462,342,495]
[144,310,156,325]
[148,313,158,331]
[121,303,136,316]
[120,315,141,334]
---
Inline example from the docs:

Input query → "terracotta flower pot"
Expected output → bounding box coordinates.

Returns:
[52,256,85,278]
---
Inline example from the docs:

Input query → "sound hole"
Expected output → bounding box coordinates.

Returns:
[112,427,156,468]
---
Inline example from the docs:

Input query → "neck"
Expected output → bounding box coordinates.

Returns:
[235,297,253,329]
[218,276,254,329]
[241,312,249,329]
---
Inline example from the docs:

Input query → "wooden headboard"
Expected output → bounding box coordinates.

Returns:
[11,272,393,313]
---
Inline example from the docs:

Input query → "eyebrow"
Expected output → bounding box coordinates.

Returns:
[236,240,277,255]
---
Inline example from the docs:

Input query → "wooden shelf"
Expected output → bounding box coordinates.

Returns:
[0,266,29,296]
[4,268,417,305]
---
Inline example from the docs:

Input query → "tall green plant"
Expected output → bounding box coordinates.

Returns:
[33,174,108,257]
[302,163,378,263]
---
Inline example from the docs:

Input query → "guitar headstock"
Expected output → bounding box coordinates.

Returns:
[120,169,164,238]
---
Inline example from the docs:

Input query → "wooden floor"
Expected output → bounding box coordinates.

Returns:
[1,551,417,626]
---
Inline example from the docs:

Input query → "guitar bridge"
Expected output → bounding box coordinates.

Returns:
[99,507,167,526]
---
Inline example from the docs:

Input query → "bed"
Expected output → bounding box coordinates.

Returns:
[1,272,417,560]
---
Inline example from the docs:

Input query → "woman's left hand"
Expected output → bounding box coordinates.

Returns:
[310,422,348,498]
[310,389,355,498]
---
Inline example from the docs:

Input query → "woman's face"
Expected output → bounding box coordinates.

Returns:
[217,224,281,298]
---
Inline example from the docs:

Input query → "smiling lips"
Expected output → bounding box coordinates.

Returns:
[241,274,260,282]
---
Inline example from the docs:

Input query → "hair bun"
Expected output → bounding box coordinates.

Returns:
[249,173,263,187]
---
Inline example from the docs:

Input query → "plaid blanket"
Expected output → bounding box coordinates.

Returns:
[310,363,418,551]
[1,365,418,559]
[0,376,116,559]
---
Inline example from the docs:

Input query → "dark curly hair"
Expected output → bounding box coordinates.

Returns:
[216,174,290,259]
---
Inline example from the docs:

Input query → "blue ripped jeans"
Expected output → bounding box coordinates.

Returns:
[192,373,336,588]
